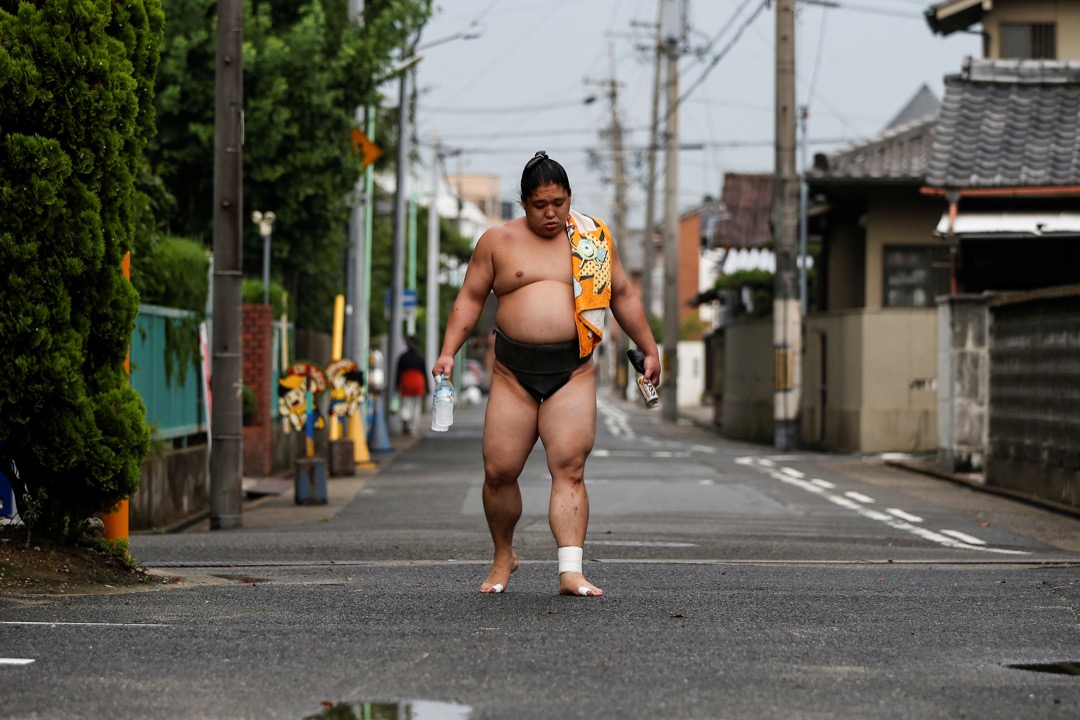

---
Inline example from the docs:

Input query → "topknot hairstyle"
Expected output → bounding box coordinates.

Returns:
[519,151,571,205]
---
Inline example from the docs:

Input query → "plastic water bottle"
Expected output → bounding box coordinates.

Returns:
[431,374,454,432]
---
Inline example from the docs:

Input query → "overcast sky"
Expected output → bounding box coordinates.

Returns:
[407,0,981,229]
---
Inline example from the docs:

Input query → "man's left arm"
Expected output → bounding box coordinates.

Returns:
[606,231,661,387]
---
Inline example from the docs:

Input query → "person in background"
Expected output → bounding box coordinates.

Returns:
[395,335,428,436]
[432,151,660,597]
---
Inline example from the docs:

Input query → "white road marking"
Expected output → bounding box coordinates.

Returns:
[811,478,836,489]
[587,449,691,459]
[1,658,35,666]
[587,540,696,548]
[887,508,924,523]
[0,621,167,628]
[730,456,1030,556]
[940,529,988,546]
[844,491,875,504]
[597,398,634,439]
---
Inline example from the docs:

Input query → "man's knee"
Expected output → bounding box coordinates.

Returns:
[484,459,521,487]
[549,459,587,486]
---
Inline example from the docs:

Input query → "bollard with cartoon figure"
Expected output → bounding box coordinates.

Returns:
[279,362,328,504]
[326,359,374,474]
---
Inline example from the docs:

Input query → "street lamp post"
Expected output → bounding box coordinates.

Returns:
[387,28,480,403]
[252,210,276,305]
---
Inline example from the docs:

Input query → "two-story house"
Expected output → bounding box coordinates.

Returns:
[795,0,1080,455]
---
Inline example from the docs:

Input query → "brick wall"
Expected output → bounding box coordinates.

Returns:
[242,304,273,477]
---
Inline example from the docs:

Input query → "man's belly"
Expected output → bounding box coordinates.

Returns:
[495,282,578,345]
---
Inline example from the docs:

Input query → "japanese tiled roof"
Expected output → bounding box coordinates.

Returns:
[711,173,773,249]
[926,59,1080,189]
[807,112,938,184]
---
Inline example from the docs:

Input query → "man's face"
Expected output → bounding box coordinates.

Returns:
[524,183,570,239]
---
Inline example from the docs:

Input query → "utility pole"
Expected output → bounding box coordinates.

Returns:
[388,56,412,403]
[773,0,802,450]
[661,0,685,422]
[587,44,629,391]
[426,144,441,375]
[210,0,244,529]
[346,0,366,367]
[641,7,663,331]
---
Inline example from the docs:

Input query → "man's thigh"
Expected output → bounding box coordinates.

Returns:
[481,361,541,479]
[537,363,596,471]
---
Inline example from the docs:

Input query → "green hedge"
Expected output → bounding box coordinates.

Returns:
[0,1,163,542]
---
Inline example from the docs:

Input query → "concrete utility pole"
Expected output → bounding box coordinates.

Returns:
[588,44,629,390]
[346,1,365,366]
[426,144,441,375]
[641,7,663,330]
[388,58,412,403]
[661,0,686,422]
[210,0,244,529]
[773,0,802,450]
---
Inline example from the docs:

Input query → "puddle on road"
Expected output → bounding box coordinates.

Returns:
[305,700,471,719]
[1007,661,1080,676]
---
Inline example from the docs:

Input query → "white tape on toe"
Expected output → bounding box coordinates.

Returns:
[558,546,583,575]
[490,583,504,593]
[578,586,591,596]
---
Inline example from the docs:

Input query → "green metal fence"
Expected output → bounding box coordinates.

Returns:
[130,305,294,438]
[130,304,206,440]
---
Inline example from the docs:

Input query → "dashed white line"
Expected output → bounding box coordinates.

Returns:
[810,478,836,489]
[940,529,988,546]
[733,456,1028,556]
[887,508,924,523]
[0,621,167,628]
[0,658,35,666]
[844,491,875,504]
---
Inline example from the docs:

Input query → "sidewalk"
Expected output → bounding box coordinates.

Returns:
[177,425,426,533]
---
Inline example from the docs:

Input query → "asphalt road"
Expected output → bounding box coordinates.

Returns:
[2,394,1078,720]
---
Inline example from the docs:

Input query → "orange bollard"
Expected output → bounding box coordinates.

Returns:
[102,499,129,541]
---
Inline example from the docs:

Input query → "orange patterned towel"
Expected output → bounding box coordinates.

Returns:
[566,210,613,358]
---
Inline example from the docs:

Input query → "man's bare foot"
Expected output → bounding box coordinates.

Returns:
[480,551,519,593]
[558,572,603,597]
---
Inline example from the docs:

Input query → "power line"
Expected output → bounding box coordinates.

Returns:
[679,0,771,109]
[423,100,571,114]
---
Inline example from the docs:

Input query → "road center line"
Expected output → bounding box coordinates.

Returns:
[0,621,167,628]
[1,658,35,666]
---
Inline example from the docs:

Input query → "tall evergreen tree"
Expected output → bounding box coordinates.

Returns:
[0,0,161,541]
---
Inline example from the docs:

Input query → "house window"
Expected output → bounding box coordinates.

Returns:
[1000,23,1056,59]
[883,246,951,308]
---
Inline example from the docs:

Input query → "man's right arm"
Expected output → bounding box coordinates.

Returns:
[431,230,497,378]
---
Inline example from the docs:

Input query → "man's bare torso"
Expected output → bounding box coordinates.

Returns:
[486,217,578,346]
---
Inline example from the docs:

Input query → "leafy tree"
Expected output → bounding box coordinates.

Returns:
[0,0,161,542]
[150,0,434,330]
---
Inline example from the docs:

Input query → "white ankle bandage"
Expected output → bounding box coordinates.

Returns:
[558,546,583,575]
